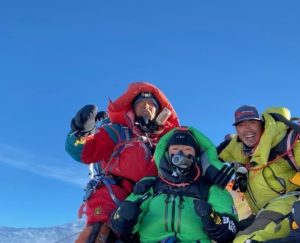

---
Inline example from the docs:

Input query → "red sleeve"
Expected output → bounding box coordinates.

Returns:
[144,158,158,177]
[81,127,115,163]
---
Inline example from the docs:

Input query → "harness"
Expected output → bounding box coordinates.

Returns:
[268,113,300,172]
[157,178,210,234]
[245,114,300,197]
[134,176,211,234]
[153,176,211,199]
[245,114,300,172]
[79,124,144,218]
[102,124,133,173]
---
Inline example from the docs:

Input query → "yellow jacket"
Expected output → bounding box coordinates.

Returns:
[219,107,300,213]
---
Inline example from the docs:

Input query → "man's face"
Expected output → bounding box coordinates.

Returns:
[168,144,196,157]
[134,99,158,120]
[236,120,263,147]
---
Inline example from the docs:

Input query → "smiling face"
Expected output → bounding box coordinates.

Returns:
[235,120,263,147]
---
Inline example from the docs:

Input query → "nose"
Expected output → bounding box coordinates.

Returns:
[176,150,191,157]
[141,100,152,108]
[245,124,253,131]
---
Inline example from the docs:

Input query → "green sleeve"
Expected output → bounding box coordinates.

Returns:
[189,126,224,170]
[208,185,238,220]
[65,132,85,162]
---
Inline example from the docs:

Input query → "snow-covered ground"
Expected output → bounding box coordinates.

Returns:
[0,220,85,243]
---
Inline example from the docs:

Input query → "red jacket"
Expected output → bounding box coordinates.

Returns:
[66,82,179,224]
[79,82,179,179]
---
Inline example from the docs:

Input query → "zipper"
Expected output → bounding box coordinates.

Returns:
[164,194,170,231]
[247,178,260,211]
[176,195,184,233]
[170,194,176,232]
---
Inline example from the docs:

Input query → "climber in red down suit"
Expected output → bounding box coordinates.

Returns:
[65,81,180,242]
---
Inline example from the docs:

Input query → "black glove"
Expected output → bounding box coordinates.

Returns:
[110,200,141,237]
[206,163,236,188]
[194,200,238,243]
[194,200,216,227]
[232,167,248,192]
[71,105,98,137]
[204,214,238,243]
[96,111,108,121]
[133,178,155,195]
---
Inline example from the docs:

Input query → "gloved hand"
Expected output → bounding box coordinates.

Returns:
[232,166,248,192]
[133,178,155,195]
[110,200,142,236]
[96,111,108,121]
[202,162,236,189]
[205,214,238,243]
[194,200,238,243]
[194,200,216,227]
[71,105,98,137]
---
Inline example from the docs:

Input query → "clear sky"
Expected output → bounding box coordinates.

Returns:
[1,1,300,228]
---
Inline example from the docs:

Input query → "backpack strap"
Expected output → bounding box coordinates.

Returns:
[152,177,212,233]
[102,124,132,145]
[268,130,299,172]
[286,130,300,171]
[268,113,300,172]
[152,177,211,201]
[102,124,133,159]
[269,113,300,135]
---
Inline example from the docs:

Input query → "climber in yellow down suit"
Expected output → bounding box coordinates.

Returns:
[218,105,300,242]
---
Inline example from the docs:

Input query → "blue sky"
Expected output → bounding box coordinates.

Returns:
[1,1,300,228]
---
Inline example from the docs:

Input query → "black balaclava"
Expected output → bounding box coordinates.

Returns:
[167,131,199,155]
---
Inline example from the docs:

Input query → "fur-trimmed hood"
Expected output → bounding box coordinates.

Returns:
[108,81,179,137]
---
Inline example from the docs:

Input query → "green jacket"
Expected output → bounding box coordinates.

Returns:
[219,107,300,213]
[125,127,237,243]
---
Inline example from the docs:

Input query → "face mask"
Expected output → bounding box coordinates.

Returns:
[171,151,194,173]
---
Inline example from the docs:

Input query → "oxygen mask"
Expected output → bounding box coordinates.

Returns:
[171,151,194,170]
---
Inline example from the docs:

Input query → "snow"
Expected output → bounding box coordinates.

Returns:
[0,220,85,243]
